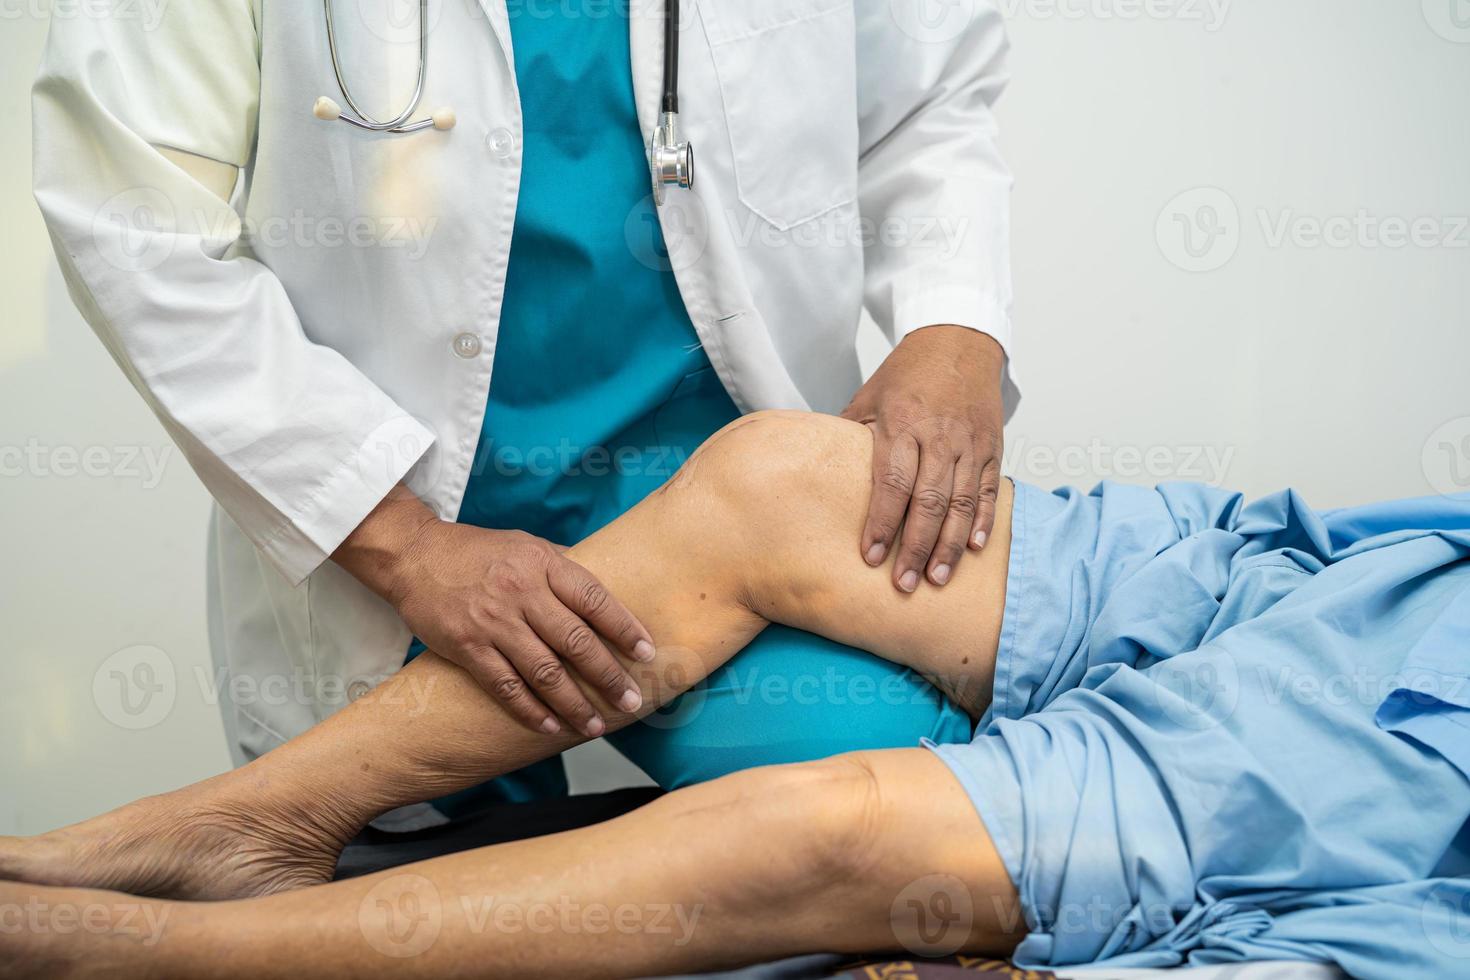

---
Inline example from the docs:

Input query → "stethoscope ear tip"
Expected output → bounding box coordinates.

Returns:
[313,96,343,121]
[431,107,457,131]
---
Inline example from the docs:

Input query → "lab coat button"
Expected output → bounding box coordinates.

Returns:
[453,333,482,358]
[347,679,372,702]
[487,127,516,159]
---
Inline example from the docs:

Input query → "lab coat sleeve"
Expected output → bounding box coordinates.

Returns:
[856,0,1019,411]
[31,2,435,587]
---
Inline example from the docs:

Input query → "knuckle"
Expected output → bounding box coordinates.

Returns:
[575,578,609,616]
[888,408,920,432]
[904,542,935,567]
[561,624,600,660]
[609,615,639,642]
[977,481,1000,503]
[949,494,979,519]
[491,674,526,703]
[595,663,627,693]
[518,539,555,568]
[912,487,950,520]
[529,660,567,690]
[868,514,900,542]
[937,539,966,564]
[447,624,478,652]
[923,429,956,456]
[878,467,914,498]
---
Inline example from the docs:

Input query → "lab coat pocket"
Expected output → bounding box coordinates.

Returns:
[699,0,859,231]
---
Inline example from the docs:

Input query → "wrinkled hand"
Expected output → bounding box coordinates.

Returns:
[842,325,1006,593]
[334,489,653,737]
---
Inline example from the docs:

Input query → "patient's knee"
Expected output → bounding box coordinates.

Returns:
[666,410,869,520]
[692,754,887,896]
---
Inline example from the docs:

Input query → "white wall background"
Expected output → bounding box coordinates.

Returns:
[2,1,1467,835]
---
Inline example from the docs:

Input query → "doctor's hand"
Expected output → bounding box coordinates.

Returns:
[841,325,1006,594]
[333,487,654,738]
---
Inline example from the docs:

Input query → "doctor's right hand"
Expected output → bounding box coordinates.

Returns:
[332,484,655,738]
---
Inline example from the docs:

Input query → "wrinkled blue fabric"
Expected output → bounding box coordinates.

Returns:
[931,481,1470,978]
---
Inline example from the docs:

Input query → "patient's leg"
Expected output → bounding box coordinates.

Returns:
[3,750,1020,978]
[0,413,1011,900]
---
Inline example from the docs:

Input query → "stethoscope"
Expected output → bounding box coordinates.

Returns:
[312,0,693,206]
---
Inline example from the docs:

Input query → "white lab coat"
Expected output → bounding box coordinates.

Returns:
[32,1,1016,790]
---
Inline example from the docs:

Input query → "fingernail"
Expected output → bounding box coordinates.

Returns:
[618,689,643,713]
[540,717,562,736]
[898,570,919,593]
[972,530,989,550]
[932,564,952,586]
[633,640,656,663]
[584,716,606,738]
[866,543,887,565]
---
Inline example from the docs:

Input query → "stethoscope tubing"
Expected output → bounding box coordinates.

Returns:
[316,0,688,190]
[323,0,432,133]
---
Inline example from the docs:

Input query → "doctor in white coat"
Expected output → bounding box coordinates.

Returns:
[33,0,1017,826]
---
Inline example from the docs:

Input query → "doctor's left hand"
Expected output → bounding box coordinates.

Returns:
[842,325,1006,594]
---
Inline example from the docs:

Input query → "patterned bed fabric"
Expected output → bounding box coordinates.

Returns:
[828,957,1057,979]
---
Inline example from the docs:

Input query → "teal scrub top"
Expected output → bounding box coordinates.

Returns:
[460,9,733,542]
[411,5,740,810]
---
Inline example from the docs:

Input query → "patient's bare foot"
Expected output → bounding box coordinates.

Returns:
[0,771,357,901]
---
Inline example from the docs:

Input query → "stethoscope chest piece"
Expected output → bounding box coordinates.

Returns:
[650,111,694,207]
[649,0,693,206]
